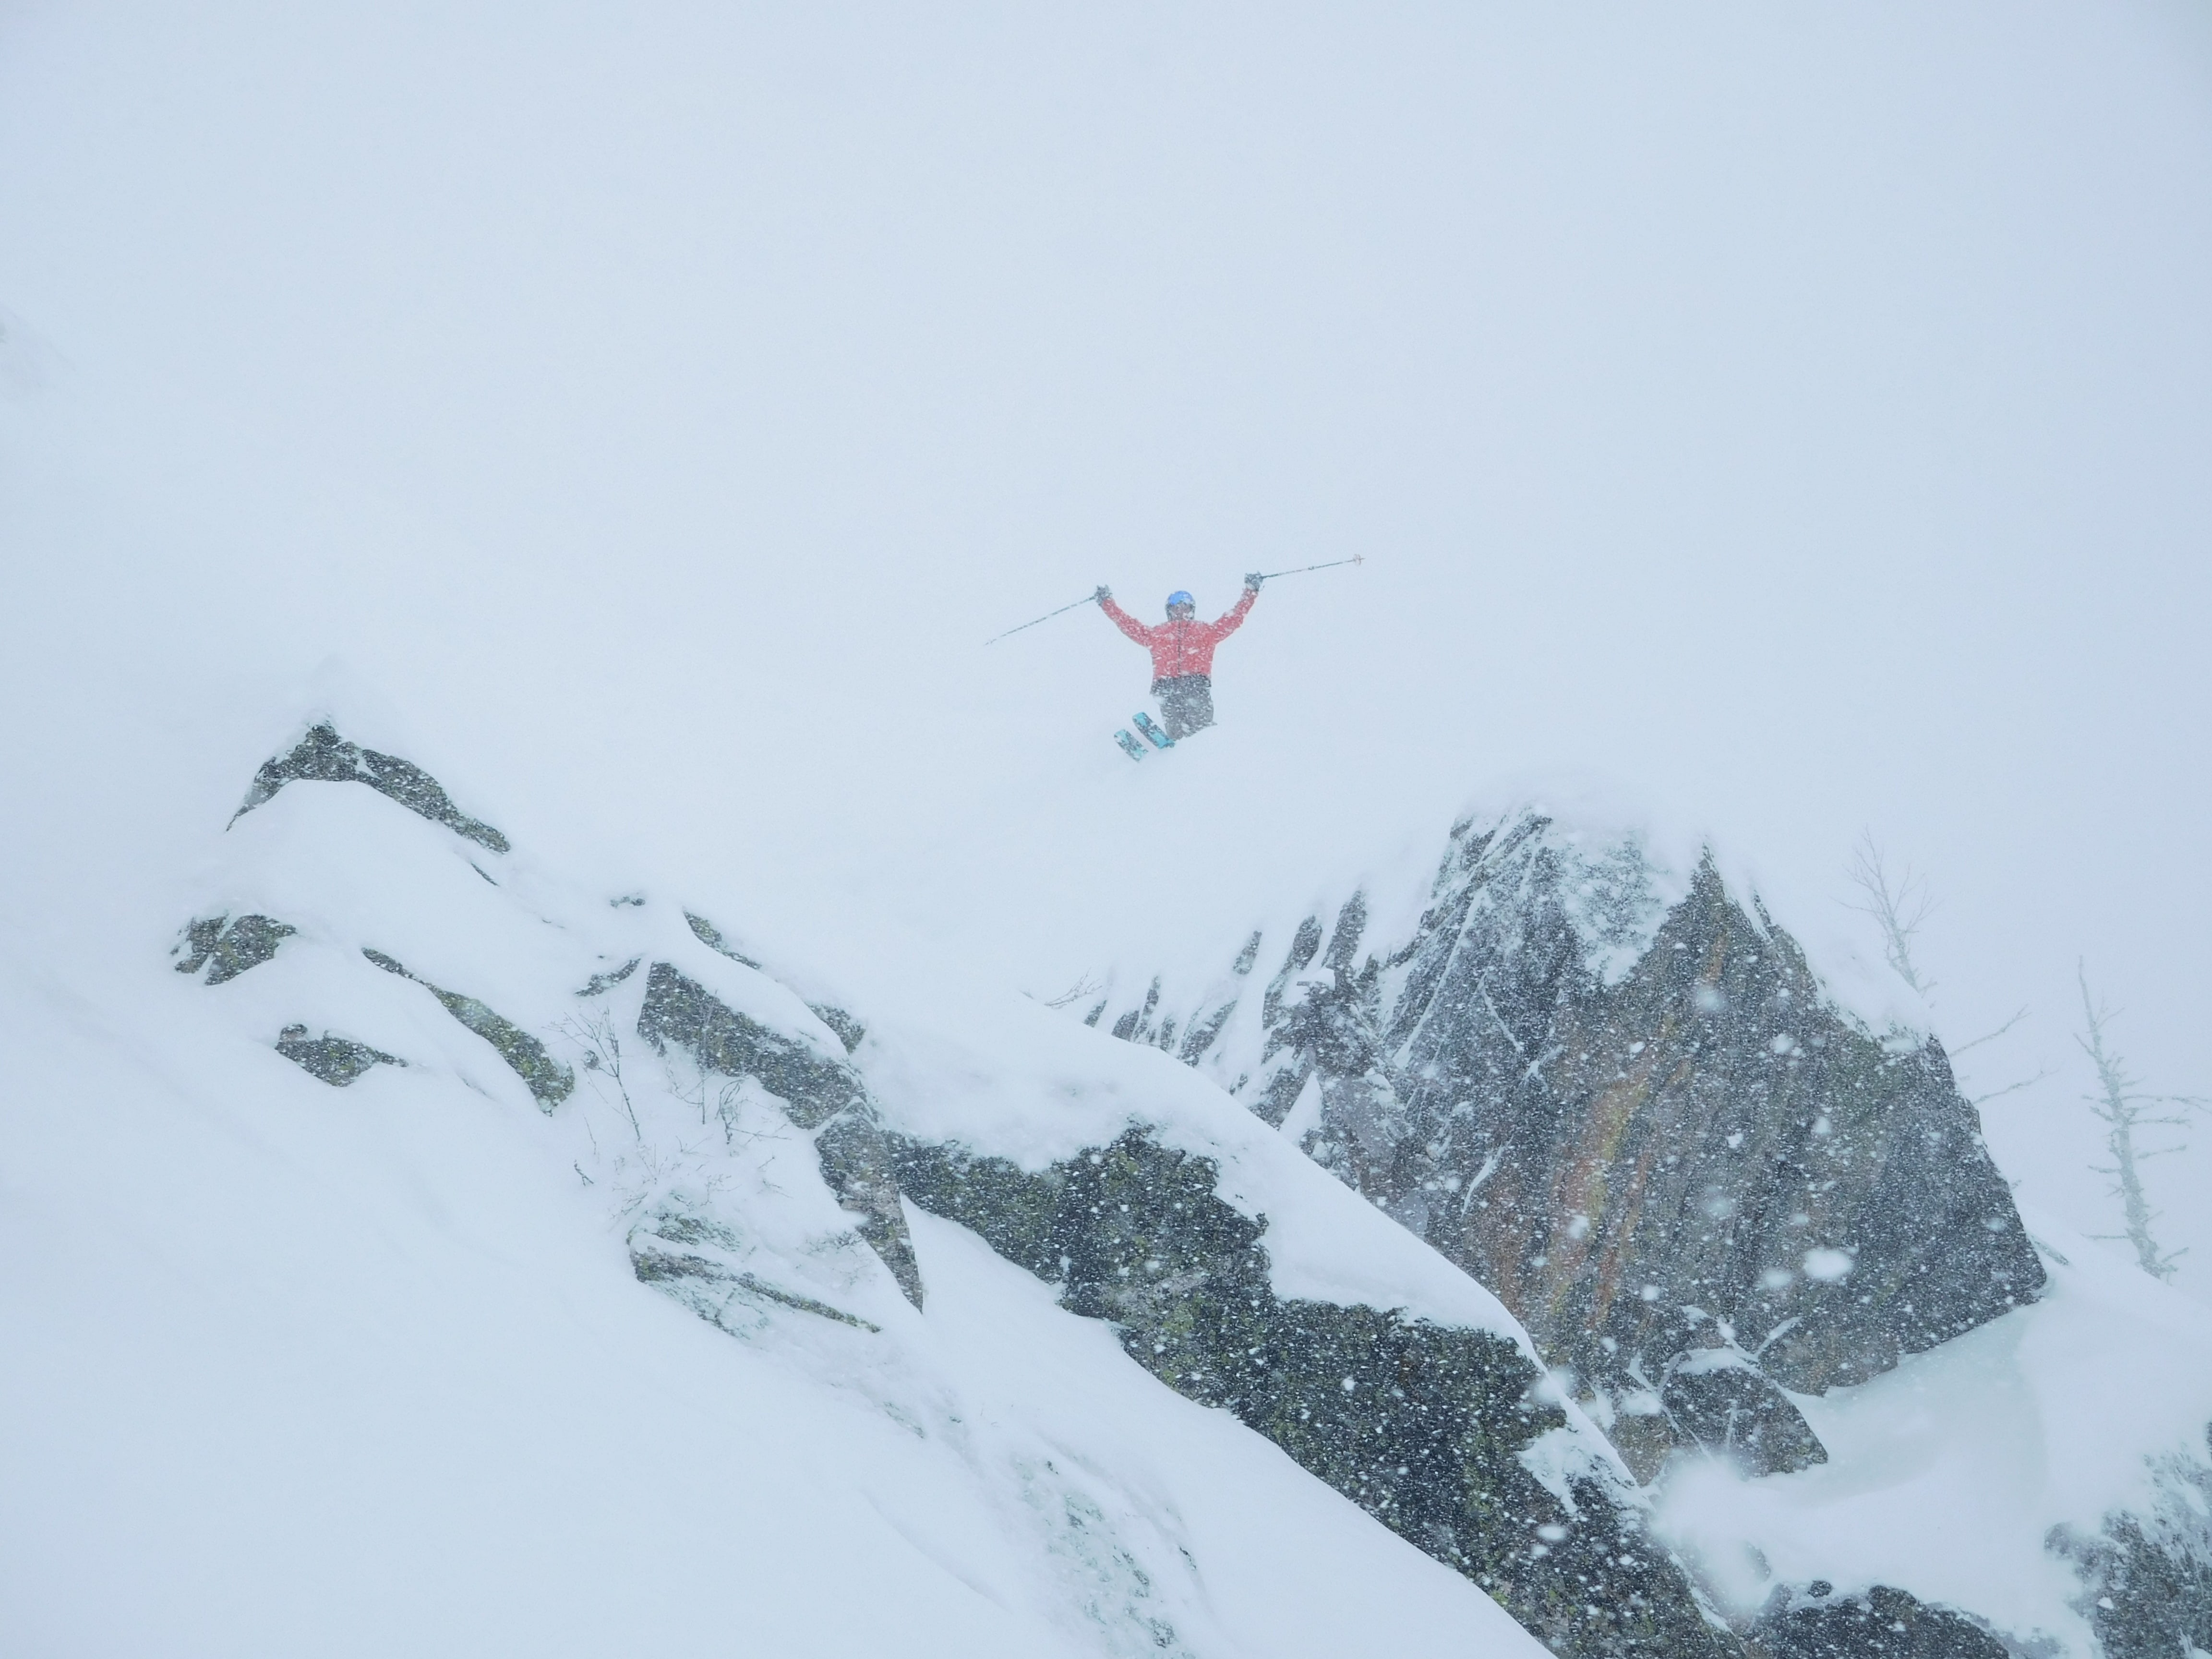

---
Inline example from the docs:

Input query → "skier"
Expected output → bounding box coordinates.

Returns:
[1094,575,1263,741]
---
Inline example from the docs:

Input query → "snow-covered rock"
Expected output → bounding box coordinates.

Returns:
[1089,807,2212,1652]
[19,719,2208,1659]
[160,722,1718,1656]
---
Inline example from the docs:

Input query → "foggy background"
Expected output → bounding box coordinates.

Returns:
[3,4,2208,1291]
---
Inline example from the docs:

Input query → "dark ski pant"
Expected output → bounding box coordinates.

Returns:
[1153,674,1214,741]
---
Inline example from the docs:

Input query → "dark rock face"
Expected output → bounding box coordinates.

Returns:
[233,722,509,853]
[275,1024,399,1085]
[1100,815,2044,1478]
[684,910,762,968]
[893,1129,1730,1659]
[635,962,867,1125]
[2049,1436,2212,1659]
[808,1004,866,1055]
[682,912,869,1053]
[636,962,923,1309]
[361,947,575,1109]
[573,958,641,997]
[175,914,296,985]
[1748,1585,2008,1659]
[1656,1351,1826,1479]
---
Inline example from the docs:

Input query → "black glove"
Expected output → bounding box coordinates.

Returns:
[1244,571,1264,590]
[1094,585,1112,602]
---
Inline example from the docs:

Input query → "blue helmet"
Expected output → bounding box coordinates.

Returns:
[1166,590,1194,611]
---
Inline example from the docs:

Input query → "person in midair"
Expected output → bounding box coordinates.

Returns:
[1094,573,1263,740]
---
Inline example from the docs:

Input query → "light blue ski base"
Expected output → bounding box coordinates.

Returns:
[1114,729,1147,761]
[1134,712,1175,749]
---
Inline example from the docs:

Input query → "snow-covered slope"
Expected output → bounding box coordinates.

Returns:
[0,709,1592,1658]
[5,688,2208,1657]
[0,612,2205,1659]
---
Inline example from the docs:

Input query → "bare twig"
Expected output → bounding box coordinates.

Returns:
[668,1065,711,1129]
[1845,842,2045,1107]
[662,1058,782,1153]
[1968,1064,2053,1107]
[1953,1007,2030,1056]
[559,1012,642,1142]
[1041,975,1106,1011]
[1957,1008,2050,1108]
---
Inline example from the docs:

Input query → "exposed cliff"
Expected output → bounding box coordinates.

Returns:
[1093,813,2044,1486]
[894,1128,1726,1659]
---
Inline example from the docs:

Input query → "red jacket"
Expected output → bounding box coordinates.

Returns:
[1101,589,1256,681]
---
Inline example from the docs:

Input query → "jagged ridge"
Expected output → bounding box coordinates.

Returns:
[893,1128,1730,1659]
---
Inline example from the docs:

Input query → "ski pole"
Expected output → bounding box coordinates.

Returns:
[984,554,1362,644]
[982,592,1099,647]
[1257,553,1366,581]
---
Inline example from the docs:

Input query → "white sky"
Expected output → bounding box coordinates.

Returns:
[3,3,2209,1289]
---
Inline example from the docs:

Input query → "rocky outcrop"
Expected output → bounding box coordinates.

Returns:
[275,1024,400,1085]
[636,962,923,1309]
[629,1202,881,1334]
[1096,814,2044,1479]
[573,957,641,997]
[1747,1584,2007,1659]
[175,914,296,984]
[684,910,761,967]
[2048,1435,2212,1659]
[1649,1347,1825,1479]
[893,1128,1730,1659]
[682,912,868,1055]
[233,722,509,852]
[361,947,575,1108]
[809,1003,866,1055]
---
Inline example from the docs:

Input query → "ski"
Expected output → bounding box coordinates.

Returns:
[1134,712,1175,749]
[1114,729,1147,761]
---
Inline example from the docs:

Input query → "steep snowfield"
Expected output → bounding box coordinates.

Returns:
[9,672,2201,1657]
[0,694,1555,1655]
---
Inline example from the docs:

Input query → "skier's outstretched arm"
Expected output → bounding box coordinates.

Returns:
[1205,581,1259,641]
[1096,589,1153,645]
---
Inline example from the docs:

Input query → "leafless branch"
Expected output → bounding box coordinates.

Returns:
[2076,961,2201,1281]
[1953,1006,2030,1056]
[1041,974,1106,1010]
[663,1059,782,1153]
[1969,1064,2054,1107]
[559,1011,642,1142]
